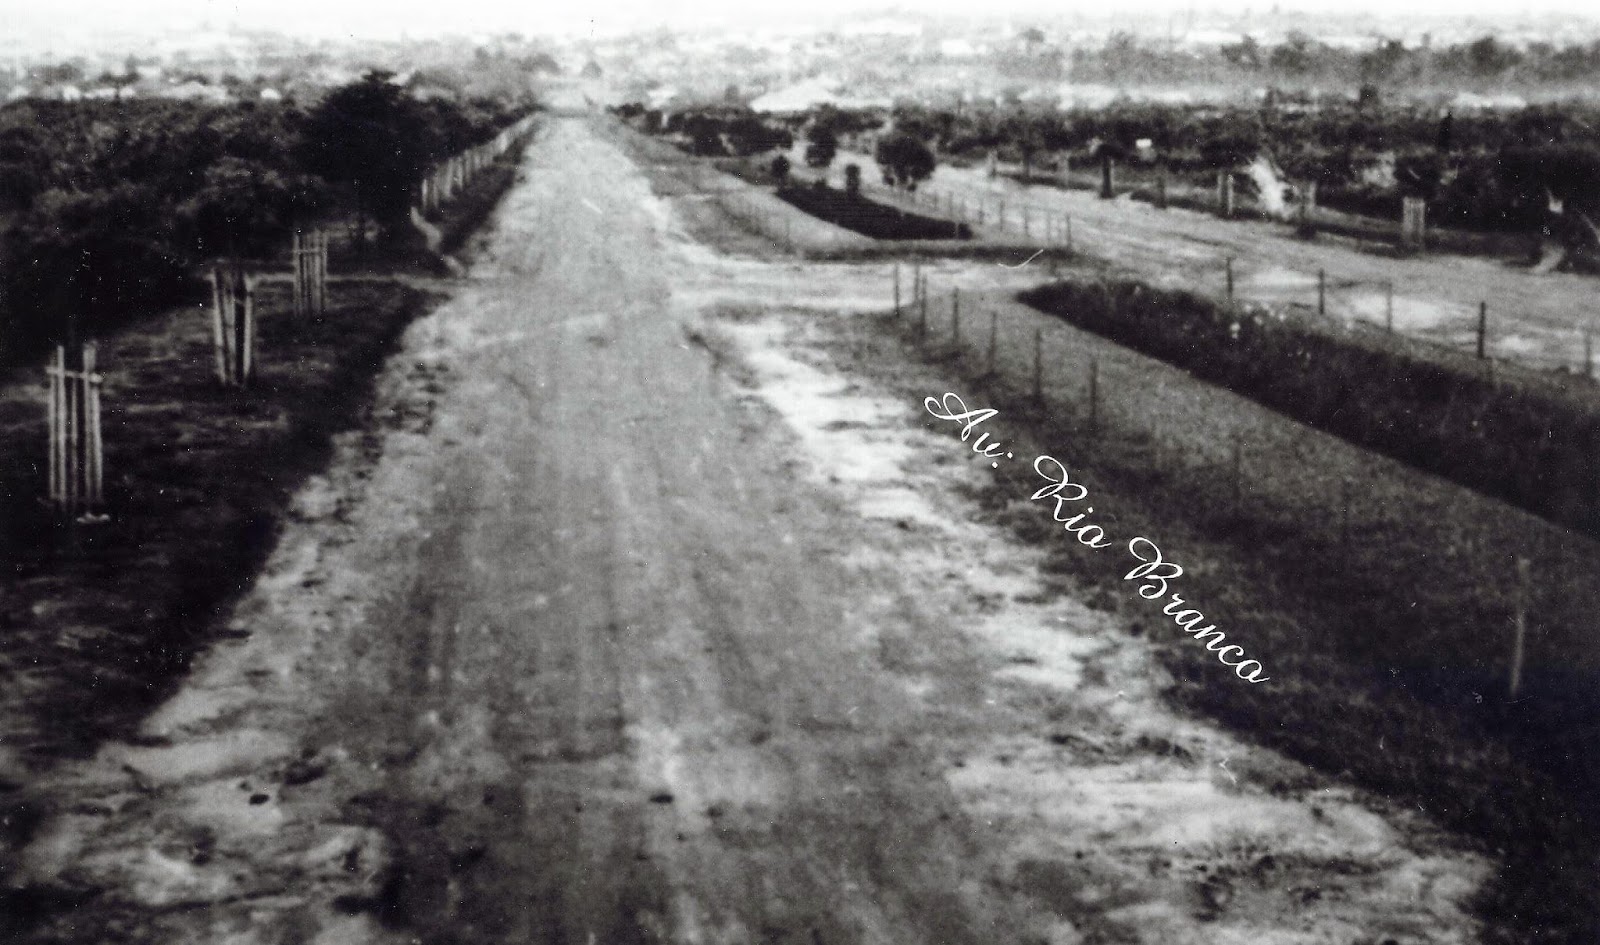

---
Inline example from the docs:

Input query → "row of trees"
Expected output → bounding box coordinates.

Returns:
[1013,31,1600,90]
[835,100,1600,232]
[0,71,536,353]
[619,104,939,192]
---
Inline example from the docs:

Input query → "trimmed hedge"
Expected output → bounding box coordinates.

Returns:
[1018,280,1600,538]
[776,183,972,241]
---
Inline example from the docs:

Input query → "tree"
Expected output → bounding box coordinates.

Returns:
[875,133,935,190]
[176,157,327,258]
[1222,35,1262,69]
[298,70,435,245]
[805,125,838,168]
[771,154,791,184]
[1269,32,1315,74]
[844,163,861,197]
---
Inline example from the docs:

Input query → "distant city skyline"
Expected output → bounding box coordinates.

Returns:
[2,0,1594,51]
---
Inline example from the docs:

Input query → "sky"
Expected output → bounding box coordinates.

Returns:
[2,0,1594,46]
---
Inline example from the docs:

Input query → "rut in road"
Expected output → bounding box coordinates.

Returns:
[10,116,1486,945]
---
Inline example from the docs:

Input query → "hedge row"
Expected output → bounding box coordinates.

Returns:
[775,183,971,241]
[1018,280,1600,537]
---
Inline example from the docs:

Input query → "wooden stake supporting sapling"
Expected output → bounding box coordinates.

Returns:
[46,342,105,517]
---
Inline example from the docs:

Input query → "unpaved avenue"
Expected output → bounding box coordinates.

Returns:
[12,117,1486,945]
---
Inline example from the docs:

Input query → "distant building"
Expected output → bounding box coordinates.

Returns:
[749,77,889,114]
[158,81,229,103]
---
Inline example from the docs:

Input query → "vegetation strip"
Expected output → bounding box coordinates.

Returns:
[1019,279,1600,539]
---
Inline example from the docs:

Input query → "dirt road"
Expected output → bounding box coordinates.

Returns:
[9,117,1489,945]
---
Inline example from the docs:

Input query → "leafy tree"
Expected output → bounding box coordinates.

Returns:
[176,157,327,258]
[805,125,838,168]
[875,133,935,190]
[1,184,188,346]
[1199,129,1260,170]
[1269,32,1315,74]
[844,163,861,196]
[770,153,791,183]
[298,70,434,243]
[726,113,790,156]
[1467,36,1521,75]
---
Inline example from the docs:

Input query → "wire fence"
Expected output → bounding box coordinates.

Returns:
[884,259,1582,701]
[881,172,1600,384]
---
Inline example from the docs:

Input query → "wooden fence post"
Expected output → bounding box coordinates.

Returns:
[1032,328,1043,401]
[987,309,998,375]
[1477,301,1489,360]
[1510,557,1531,699]
[893,263,901,318]
[951,287,960,348]
[1087,357,1100,435]
[1225,257,1235,302]
[1230,429,1244,514]
[1317,269,1327,316]
[1385,281,1395,332]
[918,274,928,336]
[1402,196,1427,251]
[1340,476,1354,549]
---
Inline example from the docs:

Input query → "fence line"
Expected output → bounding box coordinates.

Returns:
[417,114,538,215]
[891,263,1554,697]
[881,166,1599,381]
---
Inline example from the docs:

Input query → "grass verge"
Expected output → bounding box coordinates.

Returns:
[0,278,441,772]
[844,288,1600,944]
